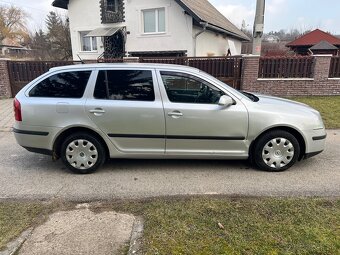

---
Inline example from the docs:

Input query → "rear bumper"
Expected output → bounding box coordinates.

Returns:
[23,146,52,156]
[13,125,57,152]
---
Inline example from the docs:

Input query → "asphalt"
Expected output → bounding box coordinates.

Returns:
[0,130,339,200]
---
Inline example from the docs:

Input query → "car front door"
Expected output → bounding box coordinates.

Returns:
[157,70,249,157]
[86,68,165,154]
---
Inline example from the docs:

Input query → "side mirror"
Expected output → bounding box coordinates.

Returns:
[218,95,234,107]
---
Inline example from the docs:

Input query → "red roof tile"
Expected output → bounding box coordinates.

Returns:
[286,29,340,47]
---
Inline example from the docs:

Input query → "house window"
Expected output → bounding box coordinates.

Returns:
[143,8,165,33]
[80,31,98,52]
[106,0,118,13]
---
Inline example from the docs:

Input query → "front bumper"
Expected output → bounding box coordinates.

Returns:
[303,128,327,156]
[304,150,323,159]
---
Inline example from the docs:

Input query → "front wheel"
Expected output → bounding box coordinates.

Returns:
[253,130,300,172]
[61,132,106,174]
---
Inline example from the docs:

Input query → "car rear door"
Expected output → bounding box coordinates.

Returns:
[157,70,249,157]
[85,68,165,154]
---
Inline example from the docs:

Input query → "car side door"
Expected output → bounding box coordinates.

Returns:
[157,70,249,157]
[85,68,166,154]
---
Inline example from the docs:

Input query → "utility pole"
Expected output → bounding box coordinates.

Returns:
[252,0,266,55]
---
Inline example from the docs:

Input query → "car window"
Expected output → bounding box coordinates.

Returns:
[160,71,224,104]
[29,71,91,98]
[94,70,155,101]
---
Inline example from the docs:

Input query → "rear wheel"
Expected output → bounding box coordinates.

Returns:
[61,132,106,174]
[253,130,300,172]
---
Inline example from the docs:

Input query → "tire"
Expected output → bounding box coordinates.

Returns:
[253,130,300,172]
[61,132,106,174]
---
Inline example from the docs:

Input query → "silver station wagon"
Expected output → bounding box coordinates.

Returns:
[13,63,326,174]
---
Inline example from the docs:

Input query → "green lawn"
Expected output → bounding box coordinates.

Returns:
[0,202,50,250]
[1,198,339,254]
[107,197,340,255]
[290,96,340,129]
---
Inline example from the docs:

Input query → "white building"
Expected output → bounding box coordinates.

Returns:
[53,0,249,60]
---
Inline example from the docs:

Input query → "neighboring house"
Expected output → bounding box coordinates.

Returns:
[286,29,340,55]
[0,38,30,58]
[52,0,249,60]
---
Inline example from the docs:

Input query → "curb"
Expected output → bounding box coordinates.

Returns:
[0,228,33,255]
[128,217,144,255]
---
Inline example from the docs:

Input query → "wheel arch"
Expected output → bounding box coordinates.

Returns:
[52,126,110,160]
[249,126,306,161]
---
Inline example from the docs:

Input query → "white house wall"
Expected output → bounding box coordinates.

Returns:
[194,27,242,57]
[68,0,126,60]
[125,0,193,56]
[67,0,242,60]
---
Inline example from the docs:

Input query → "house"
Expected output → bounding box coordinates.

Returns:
[286,29,340,55]
[0,38,31,59]
[52,0,249,60]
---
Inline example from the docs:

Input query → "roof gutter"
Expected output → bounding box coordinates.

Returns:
[202,22,249,41]
[193,22,208,56]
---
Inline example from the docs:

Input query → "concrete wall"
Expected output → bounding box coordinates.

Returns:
[241,55,340,96]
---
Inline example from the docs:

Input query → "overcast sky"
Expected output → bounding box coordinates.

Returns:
[2,0,340,34]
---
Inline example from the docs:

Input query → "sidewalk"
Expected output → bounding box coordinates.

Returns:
[0,99,13,132]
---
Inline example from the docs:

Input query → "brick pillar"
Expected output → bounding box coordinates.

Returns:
[0,59,12,98]
[240,55,260,91]
[313,55,332,82]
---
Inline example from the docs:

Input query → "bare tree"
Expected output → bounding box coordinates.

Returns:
[0,5,29,42]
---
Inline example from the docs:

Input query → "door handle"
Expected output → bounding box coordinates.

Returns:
[89,108,106,116]
[168,111,183,118]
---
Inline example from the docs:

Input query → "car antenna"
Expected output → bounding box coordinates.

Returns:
[77,54,85,64]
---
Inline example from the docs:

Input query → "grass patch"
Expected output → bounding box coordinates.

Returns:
[0,202,51,250]
[290,96,340,129]
[1,198,339,254]
[106,197,340,255]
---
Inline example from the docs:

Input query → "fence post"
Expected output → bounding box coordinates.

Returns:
[312,55,332,81]
[240,55,260,91]
[0,59,12,98]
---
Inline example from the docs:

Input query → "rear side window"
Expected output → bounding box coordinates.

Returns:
[94,70,155,101]
[29,71,92,98]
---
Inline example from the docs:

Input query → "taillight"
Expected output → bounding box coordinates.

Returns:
[14,98,22,121]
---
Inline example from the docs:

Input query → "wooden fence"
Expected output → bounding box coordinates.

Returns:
[258,56,315,78]
[8,61,78,95]
[329,57,340,78]
[140,56,243,89]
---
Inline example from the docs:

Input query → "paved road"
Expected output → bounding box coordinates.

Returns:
[0,99,13,132]
[0,130,339,200]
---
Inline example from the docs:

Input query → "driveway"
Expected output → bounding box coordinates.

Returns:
[0,129,339,200]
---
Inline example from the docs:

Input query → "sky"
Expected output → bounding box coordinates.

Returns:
[1,0,340,34]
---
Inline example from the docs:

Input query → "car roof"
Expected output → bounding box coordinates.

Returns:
[49,63,201,73]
